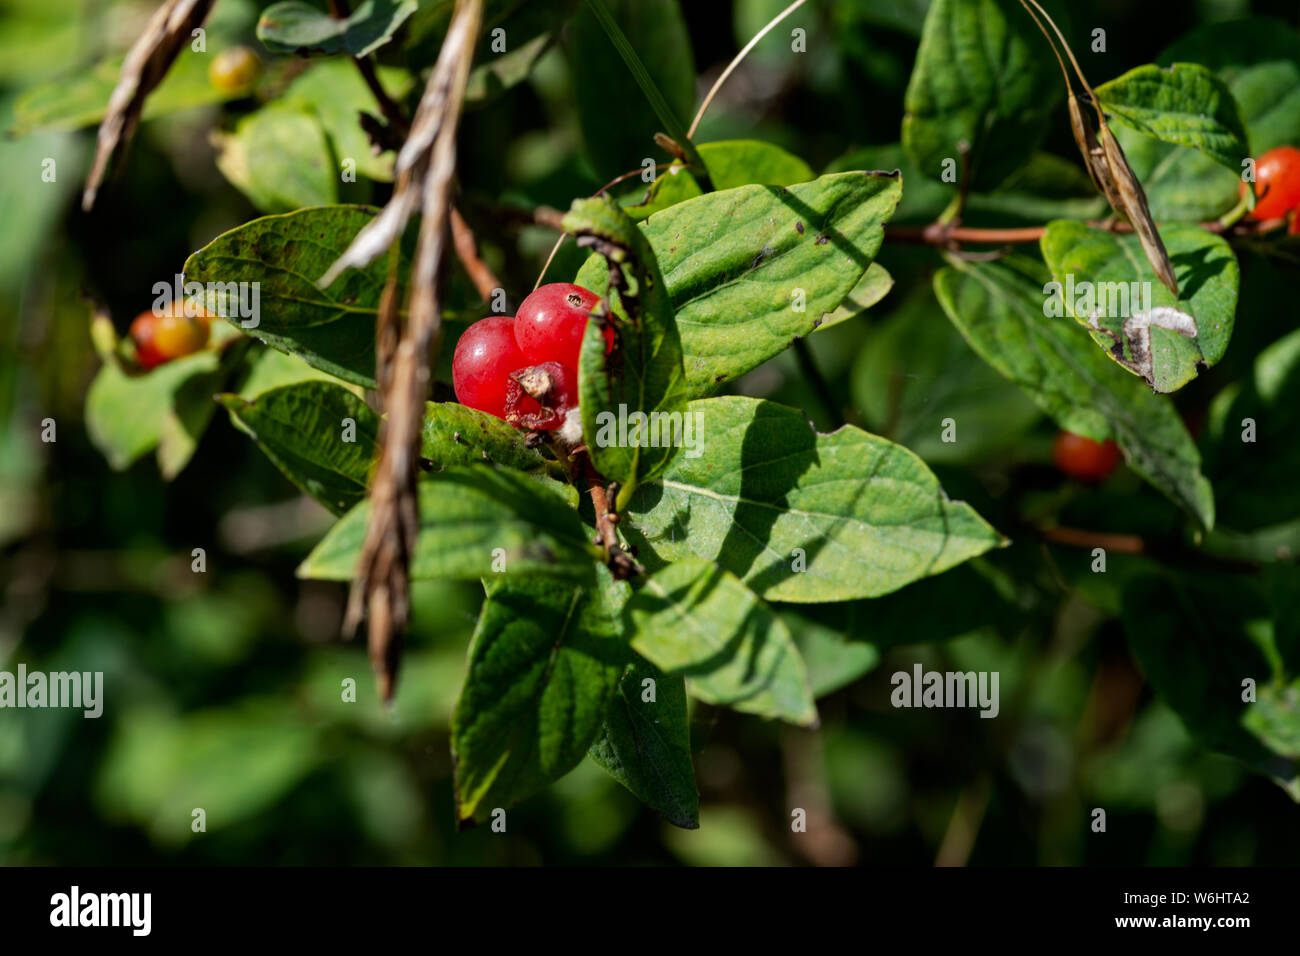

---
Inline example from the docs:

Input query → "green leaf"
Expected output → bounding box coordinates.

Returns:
[1039,221,1239,392]
[902,0,1065,191]
[568,0,697,181]
[466,31,555,109]
[624,139,815,221]
[1114,19,1300,221]
[183,206,401,389]
[257,0,418,58]
[1121,573,1299,800]
[816,263,894,333]
[588,657,699,828]
[797,559,1022,657]
[827,143,1104,225]
[852,284,1040,464]
[10,48,244,137]
[626,557,818,726]
[565,195,688,493]
[453,574,626,823]
[1202,326,1300,535]
[783,613,880,699]
[933,257,1214,527]
[282,59,415,182]
[214,104,338,213]
[298,465,595,582]
[233,344,343,399]
[622,396,1002,603]
[86,348,227,476]
[220,381,377,516]
[1162,18,1300,155]
[1096,63,1251,174]
[421,401,552,474]
[577,172,901,397]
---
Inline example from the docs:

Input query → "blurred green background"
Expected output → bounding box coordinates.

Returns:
[2,0,1299,866]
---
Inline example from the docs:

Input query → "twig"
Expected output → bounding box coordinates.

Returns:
[1038,525,1145,554]
[82,0,216,210]
[780,727,857,866]
[934,776,991,867]
[885,215,1286,247]
[327,0,410,136]
[688,0,808,138]
[450,206,503,303]
[577,451,641,580]
[340,0,483,703]
[530,163,680,290]
[1035,522,1262,574]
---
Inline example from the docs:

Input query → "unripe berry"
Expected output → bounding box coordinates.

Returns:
[129,302,211,370]
[209,46,261,94]
[1052,431,1121,482]
[514,283,612,372]
[452,316,528,420]
[1244,145,1300,221]
[154,309,210,358]
[129,312,166,370]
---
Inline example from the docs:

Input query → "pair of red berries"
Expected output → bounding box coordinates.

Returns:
[452,282,612,432]
[1242,145,1300,230]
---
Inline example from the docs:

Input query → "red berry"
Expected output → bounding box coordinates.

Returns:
[129,311,166,369]
[452,316,527,420]
[1244,146,1300,221]
[505,361,578,431]
[129,302,210,370]
[1053,431,1121,482]
[514,283,612,371]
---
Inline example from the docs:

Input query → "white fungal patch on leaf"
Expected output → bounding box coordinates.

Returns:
[1089,305,1199,386]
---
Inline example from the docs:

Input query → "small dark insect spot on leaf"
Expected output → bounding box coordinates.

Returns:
[714,374,727,383]
[815,234,829,245]
[795,221,804,234]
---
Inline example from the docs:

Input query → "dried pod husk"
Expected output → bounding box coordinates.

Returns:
[1100,123,1180,298]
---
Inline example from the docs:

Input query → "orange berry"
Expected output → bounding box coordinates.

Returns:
[128,301,211,370]
[153,310,210,359]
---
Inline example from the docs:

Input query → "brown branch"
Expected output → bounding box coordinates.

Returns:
[1036,522,1262,574]
[1038,525,1146,554]
[885,215,1287,247]
[450,206,503,303]
[577,451,641,580]
[342,0,483,704]
[83,0,217,210]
